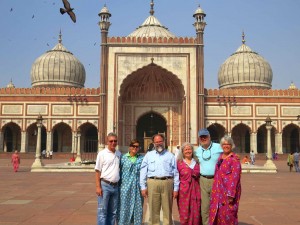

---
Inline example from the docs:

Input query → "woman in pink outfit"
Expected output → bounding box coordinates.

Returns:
[209,136,241,225]
[177,142,202,225]
[11,150,20,172]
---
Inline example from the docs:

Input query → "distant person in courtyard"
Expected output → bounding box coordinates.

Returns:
[195,128,223,225]
[242,155,250,165]
[95,132,121,225]
[11,150,20,172]
[250,150,255,165]
[177,142,201,225]
[49,150,53,159]
[293,151,299,172]
[140,133,179,225]
[209,136,242,225]
[118,139,144,225]
[287,152,294,172]
[42,149,46,159]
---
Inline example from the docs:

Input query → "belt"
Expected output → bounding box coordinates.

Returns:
[200,174,214,179]
[101,178,118,186]
[148,176,173,180]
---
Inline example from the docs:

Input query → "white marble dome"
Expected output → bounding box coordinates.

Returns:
[218,34,273,89]
[31,33,86,88]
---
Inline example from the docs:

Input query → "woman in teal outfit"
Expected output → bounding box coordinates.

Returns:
[118,139,144,225]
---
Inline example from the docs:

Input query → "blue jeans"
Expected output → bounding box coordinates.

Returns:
[97,181,119,225]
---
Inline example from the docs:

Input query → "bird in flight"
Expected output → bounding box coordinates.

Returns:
[60,0,76,23]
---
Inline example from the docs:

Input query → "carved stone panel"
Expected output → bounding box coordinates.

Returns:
[281,107,300,116]
[205,106,226,116]
[231,106,251,116]
[78,105,98,115]
[27,105,47,115]
[52,105,73,115]
[256,106,276,116]
[2,105,22,115]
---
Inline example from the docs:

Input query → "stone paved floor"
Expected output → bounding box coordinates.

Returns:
[0,156,300,225]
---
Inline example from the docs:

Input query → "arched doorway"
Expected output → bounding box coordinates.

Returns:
[2,122,21,152]
[231,124,251,153]
[78,123,98,162]
[282,124,299,153]
[52,123,72,152]
[207,123,226,143]
[27,123,47,152]
[136,112,167,152]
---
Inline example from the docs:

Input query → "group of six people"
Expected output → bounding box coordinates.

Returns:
[95,128,242,225]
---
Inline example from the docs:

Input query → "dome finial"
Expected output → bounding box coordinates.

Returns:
[150,0,154,16]
[59,29,62,44]
[242,31,246,44]
[289,81,297,89]
[7,78,15,88]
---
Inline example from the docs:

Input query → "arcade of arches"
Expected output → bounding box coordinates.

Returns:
[207,123,300,154]
[1,122,98,160]
[2,120,299,154]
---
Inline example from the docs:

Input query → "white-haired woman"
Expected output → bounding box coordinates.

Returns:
[209,136,241,225]
[177,142,201,225]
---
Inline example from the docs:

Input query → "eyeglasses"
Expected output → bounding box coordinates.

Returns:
[202,149,211,161]
[109,140,117,143]
[222,144,231,146]
[131,145,139,148]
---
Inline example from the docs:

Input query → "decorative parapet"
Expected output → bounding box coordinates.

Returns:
[205,88,300,97]
[107,36,196,44]
[0,87,100,95]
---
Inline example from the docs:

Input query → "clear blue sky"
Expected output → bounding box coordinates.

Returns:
[0,0,299,89]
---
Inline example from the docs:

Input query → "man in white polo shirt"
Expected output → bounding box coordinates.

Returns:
[95,132,121,225]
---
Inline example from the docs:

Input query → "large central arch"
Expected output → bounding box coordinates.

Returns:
[118,63,185,149]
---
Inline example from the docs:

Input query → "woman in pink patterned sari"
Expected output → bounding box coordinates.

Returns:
[177,142,202,225]
[11,150,20,172]
[209,136,241,225]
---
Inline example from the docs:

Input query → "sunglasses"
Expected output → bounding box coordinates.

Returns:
[109,140,117,143]
[200,135,209,139]
[131,145,139,148]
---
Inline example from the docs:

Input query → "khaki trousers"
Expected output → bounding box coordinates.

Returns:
[147,178,173,225]
[200,176,214,225]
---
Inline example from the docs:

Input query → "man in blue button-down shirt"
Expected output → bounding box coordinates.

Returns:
[140,134,179,225]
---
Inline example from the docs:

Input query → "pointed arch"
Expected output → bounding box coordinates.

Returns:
[282,123,300,153]
[207,123,226,143]
[231,123,251,153]
[119,63,185,102]
[52,122,72,152]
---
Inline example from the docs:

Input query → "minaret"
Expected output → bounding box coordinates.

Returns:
[193,5,206,141]
[98,5,111,150]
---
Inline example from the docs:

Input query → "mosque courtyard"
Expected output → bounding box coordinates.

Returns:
[0,155,299,225]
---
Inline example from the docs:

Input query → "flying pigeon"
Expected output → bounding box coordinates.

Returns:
[60,0,76,23]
